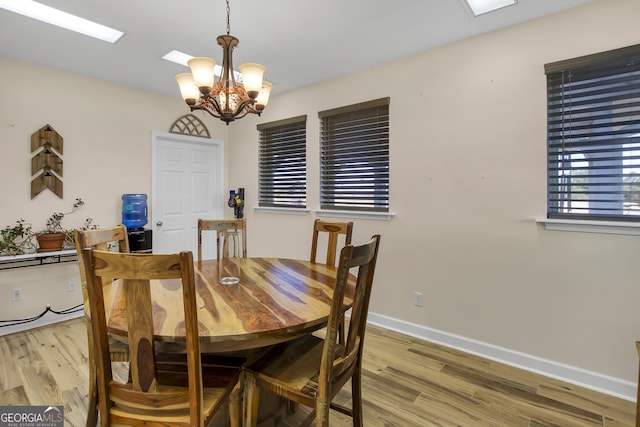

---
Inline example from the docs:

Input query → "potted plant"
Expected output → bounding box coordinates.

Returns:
[65,217,99,248]
[36,198,85,252]
[0,219,35,256]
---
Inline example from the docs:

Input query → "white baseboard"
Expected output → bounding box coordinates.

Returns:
[1,307,635,401]
[367,312,637,402]
[0,310,84,337]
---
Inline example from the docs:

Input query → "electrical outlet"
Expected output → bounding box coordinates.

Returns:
[12,287,23,301]
[67,279,78,292]
[414,291,423,307]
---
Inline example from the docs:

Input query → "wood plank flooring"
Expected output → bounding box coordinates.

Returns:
[0,318,635,426]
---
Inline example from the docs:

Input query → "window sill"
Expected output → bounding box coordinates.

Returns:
[536,218,640,236]
[315,209,395,221]
[254,206,309,215]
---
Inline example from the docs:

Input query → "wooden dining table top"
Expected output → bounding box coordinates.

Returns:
[104,257,355,352]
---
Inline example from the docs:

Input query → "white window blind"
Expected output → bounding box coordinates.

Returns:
[319,98,390,212]
[546,44,640,221]
[257,115,307,208]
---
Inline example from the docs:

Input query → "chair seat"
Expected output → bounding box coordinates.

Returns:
[245,335,346,406]
[110,386,230,424]
[106,350,243,423]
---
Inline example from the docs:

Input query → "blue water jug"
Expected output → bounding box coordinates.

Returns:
[122,194,148,229]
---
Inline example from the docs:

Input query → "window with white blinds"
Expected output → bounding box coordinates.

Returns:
[319,98,390,212]
[257,115,307,208]
[545,44,640,221]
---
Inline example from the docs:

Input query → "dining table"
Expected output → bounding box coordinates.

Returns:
[103,257,355,353]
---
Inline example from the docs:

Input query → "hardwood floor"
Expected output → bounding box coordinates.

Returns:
[0,318,635,426]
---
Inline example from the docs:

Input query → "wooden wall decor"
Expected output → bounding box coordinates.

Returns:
[169,114,211,138]
[31,124,63,199]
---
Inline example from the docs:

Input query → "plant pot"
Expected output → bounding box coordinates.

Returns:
[36,232,67,252]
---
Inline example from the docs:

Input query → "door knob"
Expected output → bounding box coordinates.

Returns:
[156,221,163,227]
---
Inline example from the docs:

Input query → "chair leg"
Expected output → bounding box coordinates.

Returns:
[636,342,640,427]
[86,370,98,427]
[352,365,363,427]
[229,381,242,427]
[86,320,99,427]
[243,374,260,427]
[315,399,330,427]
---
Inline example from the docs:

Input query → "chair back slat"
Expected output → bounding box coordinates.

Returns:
[198,218,247,261]
[310,219,353,266]
[124,277,157,393]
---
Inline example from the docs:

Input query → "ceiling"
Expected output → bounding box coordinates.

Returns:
[0,0,593,98]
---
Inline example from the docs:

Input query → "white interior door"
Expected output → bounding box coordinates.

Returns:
[151,131,224,255]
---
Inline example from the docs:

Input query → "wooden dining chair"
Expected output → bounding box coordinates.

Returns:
[198,218,247,262]
[81,248,243,427]
[74,226,130,427]
[310,219,353,266]
[243,235,381,427]
[310,219,353,347]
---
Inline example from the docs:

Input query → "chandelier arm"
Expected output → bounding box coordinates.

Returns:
[238,98,254,109]
[201,97,260,122]
[233,107,257,120]
[206,96,225,116]
[191,96,259,125]
[229,98,257,117]
[189,97,225,119]
[239,102,261,116]
[190,105,222,120]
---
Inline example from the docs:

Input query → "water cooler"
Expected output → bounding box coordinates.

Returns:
[122,194,152,253]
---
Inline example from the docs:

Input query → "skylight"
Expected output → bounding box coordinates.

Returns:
[162,50,194,67]
[0,0,124,43]
[464,0,517,16]
[162,50,242,80]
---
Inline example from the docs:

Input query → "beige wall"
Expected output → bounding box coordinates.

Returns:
[1,0,639,397]
[0,58,229,327]
[228,0,640,390]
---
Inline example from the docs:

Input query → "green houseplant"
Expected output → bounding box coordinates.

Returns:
[36,198,85,252]
[0,219,35,256]
[0,197,93,255]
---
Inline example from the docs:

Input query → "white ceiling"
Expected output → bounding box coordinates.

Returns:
[0,0,593,98]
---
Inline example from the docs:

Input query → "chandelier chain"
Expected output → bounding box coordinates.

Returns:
[226,0,231,35]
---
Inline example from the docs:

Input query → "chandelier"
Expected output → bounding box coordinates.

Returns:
[174,0,272,125]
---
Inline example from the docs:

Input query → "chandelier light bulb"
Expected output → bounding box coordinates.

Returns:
[187,57,216,93]
[239,63,265,98]
[255,81,272,110]
[174,73,199,105]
